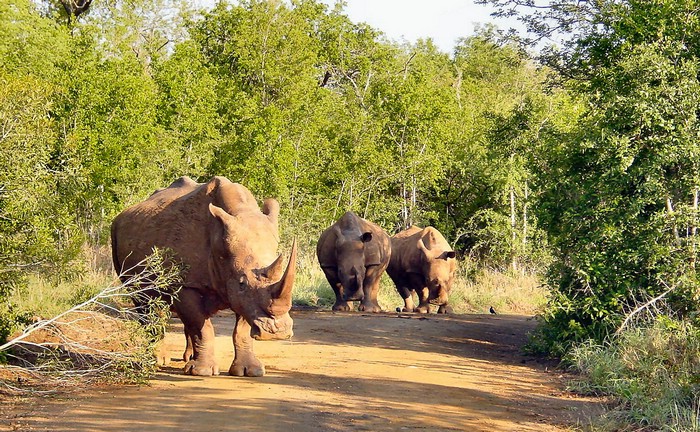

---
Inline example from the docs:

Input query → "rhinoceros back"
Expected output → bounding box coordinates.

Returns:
[111,176,263,291]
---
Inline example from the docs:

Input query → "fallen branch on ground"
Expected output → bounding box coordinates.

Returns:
[0,249,181,393]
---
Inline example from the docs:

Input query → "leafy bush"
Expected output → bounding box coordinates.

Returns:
[566,316,700,431]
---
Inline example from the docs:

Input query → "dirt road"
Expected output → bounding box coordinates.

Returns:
[5,310,602,431]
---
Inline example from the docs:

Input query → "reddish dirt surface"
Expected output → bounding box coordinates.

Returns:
[1,310,603,431]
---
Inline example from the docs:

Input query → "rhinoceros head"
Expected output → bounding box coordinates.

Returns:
[418,233,457,306]
[208,203,296,340]
[335,230,373,301]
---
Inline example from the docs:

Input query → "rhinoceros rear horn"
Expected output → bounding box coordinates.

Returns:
[271,239,297,305]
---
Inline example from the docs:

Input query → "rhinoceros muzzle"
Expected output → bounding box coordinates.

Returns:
[251,314,294,341]
[342,290,364,301]
[430,293,449,306]
[341,275,364,301]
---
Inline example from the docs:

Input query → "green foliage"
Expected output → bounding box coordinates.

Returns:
[566,317,700,431]
[483,0,700,353]
[0,0,70,76]
[0,2,83,343]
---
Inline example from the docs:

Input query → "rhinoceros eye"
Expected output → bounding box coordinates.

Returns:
[238,275,248,291]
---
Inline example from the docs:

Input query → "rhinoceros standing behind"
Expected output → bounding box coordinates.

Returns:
[316,211,391,312]
[111,176,297,377]
[387,226,457,314]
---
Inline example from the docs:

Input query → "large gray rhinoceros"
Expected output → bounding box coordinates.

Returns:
[111,176,297,377]
[387,226,457,314]
[316,211,391,312]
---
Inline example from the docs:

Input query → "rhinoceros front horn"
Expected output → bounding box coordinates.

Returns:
[271,239,297,305]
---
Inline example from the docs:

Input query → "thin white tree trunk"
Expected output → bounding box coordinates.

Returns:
[667,197,680,243]
[510,185,517,273]
[691,189,699,269]
[523,181,528,247]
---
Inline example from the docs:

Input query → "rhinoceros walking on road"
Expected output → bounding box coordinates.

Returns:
[111,176,297,377]
[316,211,391,312]
[387,226,457,314]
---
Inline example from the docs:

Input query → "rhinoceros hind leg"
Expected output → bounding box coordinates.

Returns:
[176,289,219,376]
[400,291,417,313]
[182,333,194,361]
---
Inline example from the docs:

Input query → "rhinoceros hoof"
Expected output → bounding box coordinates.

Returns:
[182,347,194,362]
[358,303,382,313]
[229,360,265,377]
[184,359,220,376]
[332,302,351,312]
[437,305,452,314]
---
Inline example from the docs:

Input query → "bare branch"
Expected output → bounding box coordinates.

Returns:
[615,281,676,336]
[0,250,180,393]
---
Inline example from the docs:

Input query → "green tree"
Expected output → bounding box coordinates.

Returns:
[0,1,83,343]
[483,0,700,352]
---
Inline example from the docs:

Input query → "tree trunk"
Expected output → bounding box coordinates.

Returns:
[667,197,680,244]
[691,189,698,269]
[523,181,528,247]
[510,185,517,273]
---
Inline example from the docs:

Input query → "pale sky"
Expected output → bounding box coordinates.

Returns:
[196,1,521,54]
[319,0,516,53]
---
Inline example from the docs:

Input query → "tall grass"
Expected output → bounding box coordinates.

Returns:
[8,246,114,321]
[566,316,700,431]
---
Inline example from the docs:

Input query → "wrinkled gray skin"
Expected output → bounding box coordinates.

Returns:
[316,211,391,312]
[387,226,457,314]
[111,176,297,377]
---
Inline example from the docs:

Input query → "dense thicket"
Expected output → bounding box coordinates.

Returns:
[483,0,700,353]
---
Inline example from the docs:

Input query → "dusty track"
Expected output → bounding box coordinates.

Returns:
[3,310,602,431]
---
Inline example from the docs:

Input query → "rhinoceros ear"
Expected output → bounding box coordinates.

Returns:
[262,198,279,228]
[417,238,430,258]
[209,203,230,222]
[361,232,373,243]
[441,251,457,260]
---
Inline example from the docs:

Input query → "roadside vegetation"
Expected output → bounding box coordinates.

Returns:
[1,0,700,429]
[566,316,700,431]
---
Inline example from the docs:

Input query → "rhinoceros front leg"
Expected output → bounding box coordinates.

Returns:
[229,314,265,377]
[176,288,220,376]
[322,267,350,311]
[358,274,382,313]
[415,287,432,314]
[396,284,417,312]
